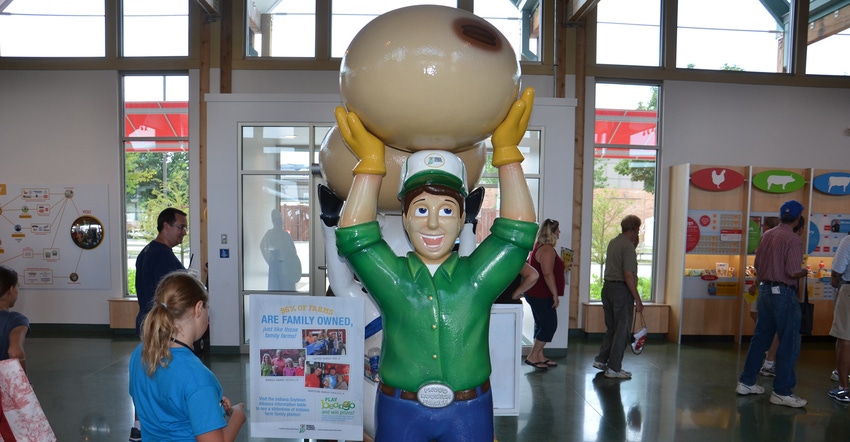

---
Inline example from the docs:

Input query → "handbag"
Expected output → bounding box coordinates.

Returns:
[0,359,57,442]
[631,311,647,355]
[800,278,814,335]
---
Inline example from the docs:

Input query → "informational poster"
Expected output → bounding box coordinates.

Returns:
[808,212,850,256]
[249,295,364,440]
[0,184,110,290]
[685,210,742,254]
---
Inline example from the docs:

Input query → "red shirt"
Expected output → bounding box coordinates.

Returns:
[526,243,566,298]
[754,223,804,287]
[305,372,322,388]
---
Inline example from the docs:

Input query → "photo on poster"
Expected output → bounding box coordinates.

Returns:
[303,328,347,356]
[259,348,305,377]
[304,362,351,390]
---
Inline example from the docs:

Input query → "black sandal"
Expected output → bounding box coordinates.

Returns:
[524,359,549,370]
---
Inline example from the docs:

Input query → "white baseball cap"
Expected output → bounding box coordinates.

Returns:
[398,150,468,199]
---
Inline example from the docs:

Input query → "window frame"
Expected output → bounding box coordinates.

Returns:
[0,0,201,70]
[121,72,192,296]
[231,0,557,76]
[588,81,662,303]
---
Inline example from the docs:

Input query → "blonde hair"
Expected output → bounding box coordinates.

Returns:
[140,271,208,377]
[535,219,560,246]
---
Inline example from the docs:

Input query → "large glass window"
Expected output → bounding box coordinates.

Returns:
[245,0,539,61]
[123,74,191,295]
[123,0,189,57]
[677,0,787,73]
[596,0,661,67]
[0,0,105,57]
[591,83,659,302]
[474,1,541,62]
[246,1,315,57]
[806,4,850,76]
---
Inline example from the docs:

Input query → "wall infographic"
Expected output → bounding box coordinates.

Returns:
[0,184,111,290]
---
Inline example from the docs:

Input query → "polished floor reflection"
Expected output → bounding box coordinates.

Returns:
[24,330,850,441]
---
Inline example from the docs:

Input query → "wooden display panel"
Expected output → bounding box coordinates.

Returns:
[740,299,833,337]
[749,167,809,212]
[664,164,690,343]
[681,298,738,335]
[682,165,748,339]
[108,298,139,329]
[669,165,850,340]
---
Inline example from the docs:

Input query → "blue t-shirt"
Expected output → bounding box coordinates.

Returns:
[135,240,184,334]
[0,310,30,360]
[129,344,226,440]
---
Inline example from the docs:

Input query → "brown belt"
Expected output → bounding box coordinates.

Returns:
[379,379,491,402]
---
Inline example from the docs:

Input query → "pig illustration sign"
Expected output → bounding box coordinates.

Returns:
[752,170,805,193]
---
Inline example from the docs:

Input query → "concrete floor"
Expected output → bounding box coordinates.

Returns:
[22,329,850,441]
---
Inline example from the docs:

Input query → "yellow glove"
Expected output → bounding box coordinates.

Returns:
[492,87,534,167]
[334,106,386,176]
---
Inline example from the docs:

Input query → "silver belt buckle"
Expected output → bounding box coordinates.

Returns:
[416,383,454,408]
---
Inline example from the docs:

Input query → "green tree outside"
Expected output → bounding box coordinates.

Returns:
[125,150,190,294]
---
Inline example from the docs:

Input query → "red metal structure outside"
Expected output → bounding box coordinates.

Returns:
[124,101,189,152]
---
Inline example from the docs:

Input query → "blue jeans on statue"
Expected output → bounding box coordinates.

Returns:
[739,284,801,396]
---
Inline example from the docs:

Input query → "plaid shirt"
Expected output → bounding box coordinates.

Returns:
[754,222,804,287]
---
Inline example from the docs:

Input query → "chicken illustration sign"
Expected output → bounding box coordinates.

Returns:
[690,167,745,191]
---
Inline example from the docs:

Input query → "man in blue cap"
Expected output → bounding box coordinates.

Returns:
[736,200,808,408]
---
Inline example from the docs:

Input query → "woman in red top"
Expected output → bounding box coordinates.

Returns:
[523,219,565,369]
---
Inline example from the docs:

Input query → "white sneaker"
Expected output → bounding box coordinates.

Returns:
[769,392,807,408]
[593,361,607,371]
[604,368,632,379]
[830,370,850,382]
[759,365,776,377]
[736,382,765,395]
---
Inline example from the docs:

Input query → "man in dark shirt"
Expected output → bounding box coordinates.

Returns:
[135,207,188,335]
[736,200,808,408]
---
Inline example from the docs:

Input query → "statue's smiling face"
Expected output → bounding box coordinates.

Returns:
[403,191,462,265]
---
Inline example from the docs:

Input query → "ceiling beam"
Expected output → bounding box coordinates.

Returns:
[808,3,850,44]
[568,0,601,23]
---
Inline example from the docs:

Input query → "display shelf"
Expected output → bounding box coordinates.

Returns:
[666,164,850,343]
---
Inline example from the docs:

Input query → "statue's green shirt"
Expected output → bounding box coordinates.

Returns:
[336,217,537,392]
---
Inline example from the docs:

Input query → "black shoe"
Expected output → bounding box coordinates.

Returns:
[129,426,142,442]
[465,186,485,231]
[318,184,344,227]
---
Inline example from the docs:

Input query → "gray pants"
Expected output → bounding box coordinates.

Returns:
[595,281,635,372]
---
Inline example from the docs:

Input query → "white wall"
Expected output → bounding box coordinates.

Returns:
[0,70,122,323]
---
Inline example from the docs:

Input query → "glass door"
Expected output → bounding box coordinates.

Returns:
[240,124,331,342]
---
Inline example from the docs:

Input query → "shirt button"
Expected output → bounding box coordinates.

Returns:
[432,324,437,329]
[428,296,433,301]
[433,354,438,359]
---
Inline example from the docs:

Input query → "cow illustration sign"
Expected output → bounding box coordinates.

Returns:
[813,172,850,195]
[751,170,806,193]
